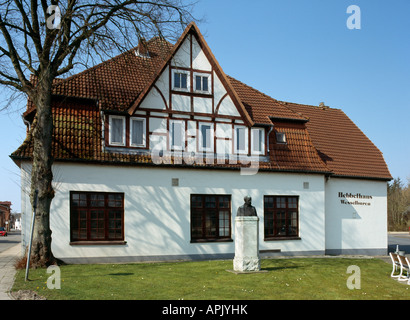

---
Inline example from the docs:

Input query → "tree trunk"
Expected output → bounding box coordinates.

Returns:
[29,69,56,268]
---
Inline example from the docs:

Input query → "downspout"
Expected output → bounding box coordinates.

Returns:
[267,124,280,170]
[266,125,274,154]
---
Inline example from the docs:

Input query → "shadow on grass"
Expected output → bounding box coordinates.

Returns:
[262,266,300,272]
[107,273,134,276]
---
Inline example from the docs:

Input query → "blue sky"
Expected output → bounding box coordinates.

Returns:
[1,0,409,212]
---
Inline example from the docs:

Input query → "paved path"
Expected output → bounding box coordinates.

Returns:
[0,244,21,300]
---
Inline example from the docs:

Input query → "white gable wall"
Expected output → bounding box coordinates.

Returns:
[325,178,387,255]
[192,36,212,71]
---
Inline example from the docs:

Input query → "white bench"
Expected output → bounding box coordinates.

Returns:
[397,254,410,283]
[389,252,401,278]
[390,252,410,283]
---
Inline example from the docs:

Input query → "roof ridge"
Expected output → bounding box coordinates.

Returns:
[279,100,341,111]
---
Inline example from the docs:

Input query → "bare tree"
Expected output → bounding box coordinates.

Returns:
[0,0,196,267]
[388,178,410,231]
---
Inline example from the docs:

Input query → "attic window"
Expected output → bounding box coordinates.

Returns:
[276,132,287,144]
[173,69,189,91]
[194,72,210,93]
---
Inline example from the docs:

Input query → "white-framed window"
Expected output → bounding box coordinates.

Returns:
[130,117,146,147]
[169,119,185,150]
[172,69,190,91]
[193,72,210,93]
[199,122,214,152]
[109,115,126,146]
[251,128,265,155]
[234,126,248,154]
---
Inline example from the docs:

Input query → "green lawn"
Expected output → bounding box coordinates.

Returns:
[11,257,410,300]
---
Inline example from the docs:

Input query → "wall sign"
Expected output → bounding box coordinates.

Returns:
[338,192,372,206]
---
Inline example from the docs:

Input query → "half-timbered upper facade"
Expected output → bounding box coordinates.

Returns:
[103,26,270,166]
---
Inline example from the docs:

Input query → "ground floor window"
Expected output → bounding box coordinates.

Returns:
[264,196,299,239]
[70,191,124,243]
[191,194,232,242]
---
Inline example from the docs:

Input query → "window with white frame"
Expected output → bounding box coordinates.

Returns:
[172,69,189,91]
[234,126,248,154]
[130,117,146,147]
[251,128,265,155]
[199,122,214,152]
[194,73,210,93]
[109,115,126,146]
[169,120,185,150]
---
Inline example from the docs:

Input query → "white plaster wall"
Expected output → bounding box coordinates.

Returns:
[193,96,212,114]
[45,163,326,261]
[325,178,388,253]
[171,94,191,112]
[139,87,167,110]
[192,36,211,71]
[171,36,191,68]
[218,95,240,117]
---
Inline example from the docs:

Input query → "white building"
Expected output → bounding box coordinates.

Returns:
[11,23,392,263]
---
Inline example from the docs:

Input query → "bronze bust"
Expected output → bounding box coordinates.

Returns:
[237,196,257,217]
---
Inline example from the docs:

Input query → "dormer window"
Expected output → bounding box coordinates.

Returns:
[276,132,287,144]
[172,69,189,91]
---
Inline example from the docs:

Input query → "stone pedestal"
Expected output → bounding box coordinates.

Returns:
[233,216,260,272]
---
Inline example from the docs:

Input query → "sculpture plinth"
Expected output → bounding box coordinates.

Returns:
[233,216,260,272]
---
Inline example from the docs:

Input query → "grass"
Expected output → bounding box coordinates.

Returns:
[11,257,410,300]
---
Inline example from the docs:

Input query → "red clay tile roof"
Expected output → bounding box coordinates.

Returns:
[23,36,173,117]
[268,122,331,173]
[11,25,391,180]
[227,76,307,124]
[283,102,392,180]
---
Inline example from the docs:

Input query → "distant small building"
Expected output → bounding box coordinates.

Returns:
[0,201,12,231]
[12,213,21,230]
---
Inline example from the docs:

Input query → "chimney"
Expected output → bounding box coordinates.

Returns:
[319,102,328,109]
[136,38,150,58]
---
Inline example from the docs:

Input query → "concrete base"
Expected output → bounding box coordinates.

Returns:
[233,216,261,272]
[233,257,261,272]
